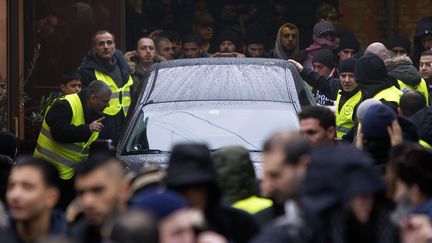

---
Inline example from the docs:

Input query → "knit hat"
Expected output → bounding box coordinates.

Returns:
[361,104,397,139]
[356,99,382,121]
[312,48,335,69]
[130,189,187,221]
[216,29,241,50]
[338,58,357,73]
[192,12,214,27]
[313,21,336,38]
[389,35,411,53]
[165,143,217,188]
[339,35,360,52]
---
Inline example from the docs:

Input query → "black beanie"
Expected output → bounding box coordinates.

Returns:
[338,58,357,73]
[339,35,360,52]
[312,48,335,69]
[217,29,241,51]
[389,35,411,52]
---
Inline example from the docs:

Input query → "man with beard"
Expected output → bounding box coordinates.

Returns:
[273,23,300,60]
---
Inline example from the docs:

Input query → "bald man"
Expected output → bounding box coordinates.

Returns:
[365,42,391,60]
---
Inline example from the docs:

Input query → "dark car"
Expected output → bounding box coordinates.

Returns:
[117,58,315,174]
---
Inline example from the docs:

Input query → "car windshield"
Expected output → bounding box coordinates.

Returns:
[124,101,299,154]
[144,64,299,106]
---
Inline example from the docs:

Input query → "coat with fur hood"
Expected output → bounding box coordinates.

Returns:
[384,55,422,87]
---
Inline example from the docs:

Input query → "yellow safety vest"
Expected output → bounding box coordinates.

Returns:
[34,94,99,180]
[398,79,430,106]
[335,90,362,139]
[373,86,403,104]
[419,139,432,149]
[232,196,273,214]
[94,70,134,116]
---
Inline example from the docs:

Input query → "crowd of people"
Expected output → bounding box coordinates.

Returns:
[1,1,432,242]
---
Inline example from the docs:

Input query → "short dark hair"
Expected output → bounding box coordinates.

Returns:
[181,33,203,47]
[299,106,336,130]
[0,131,17,158]
[263,131,310,165]
[155,37,171,52]
[75,152,125,178]
[91,30,115,46]
[400,90,427,117]
[86,80,112,99]
[396,148,432,197]
[13,156,60,188]
[421,49,432,57]
[283,136,311,165]
[61,71,82,85]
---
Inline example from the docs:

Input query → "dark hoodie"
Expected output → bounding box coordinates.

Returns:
[354,54,398,101]
[385,55,422,87]
[78,50,133,144]
[78,50,132,88]
[301,145,398,243]
[412,17,432,68]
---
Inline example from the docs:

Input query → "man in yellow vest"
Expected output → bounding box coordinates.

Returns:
[354,53,403,109]
[289,58,361,140]
[78,30,134,145]
[34,80,111,208]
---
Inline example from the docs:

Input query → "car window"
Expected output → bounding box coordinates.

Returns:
[123,101,299,154]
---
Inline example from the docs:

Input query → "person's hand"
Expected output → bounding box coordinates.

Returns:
[388,120,403,146]
[401,214,432,243]
[89,117,105,132]
[232,52,245,58]
[149,29,163,39]
[288,59,304,73]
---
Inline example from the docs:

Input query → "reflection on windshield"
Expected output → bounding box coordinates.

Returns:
[125,101,299,154]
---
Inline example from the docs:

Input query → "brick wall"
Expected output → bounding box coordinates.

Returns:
[339,0,432,49]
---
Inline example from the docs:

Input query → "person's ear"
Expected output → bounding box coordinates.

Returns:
[60,84,66,93]
[45,187,60,208]
[327,126,336,139]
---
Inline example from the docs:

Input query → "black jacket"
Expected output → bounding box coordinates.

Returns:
[45,92,99,143]
[78,50,132,88]
[68,218,102,243]
[409,107,432,145]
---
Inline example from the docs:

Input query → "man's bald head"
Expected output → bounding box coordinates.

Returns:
[365,42,391,60]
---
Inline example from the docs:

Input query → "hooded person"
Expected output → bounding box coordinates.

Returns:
[213,146,272,214]
[389,35,411,57]
[354,53,403,108]
[384,55,429,105]
[303,21,338,70]
[412,16,432,68]
[273,23,301,60]
[301,145,398,243]
[165,143,259,243]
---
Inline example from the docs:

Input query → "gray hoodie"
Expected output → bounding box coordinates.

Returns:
[273,23,300,60]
